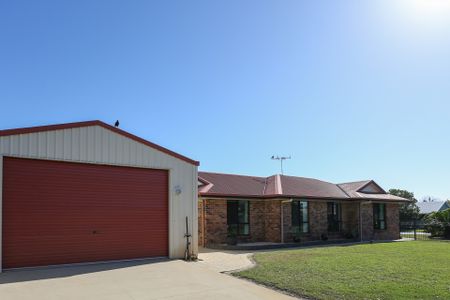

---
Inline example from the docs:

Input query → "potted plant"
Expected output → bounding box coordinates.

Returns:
[227,225,238,245]
[292,226,301,243]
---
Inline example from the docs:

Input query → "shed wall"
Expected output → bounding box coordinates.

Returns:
[0,125,198,269]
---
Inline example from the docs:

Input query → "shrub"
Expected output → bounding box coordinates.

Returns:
[424,209,450,238]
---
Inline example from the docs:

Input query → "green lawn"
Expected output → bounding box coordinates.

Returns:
[237,241,450,300]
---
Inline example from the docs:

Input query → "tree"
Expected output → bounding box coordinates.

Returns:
[389,189,419,220]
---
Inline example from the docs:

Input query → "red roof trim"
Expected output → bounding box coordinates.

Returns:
[0,120,200,166]
[0,121,101,137]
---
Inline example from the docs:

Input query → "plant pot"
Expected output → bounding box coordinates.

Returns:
[226,236,237,245]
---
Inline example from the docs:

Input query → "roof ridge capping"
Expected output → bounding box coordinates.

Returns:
[276,174,283,195]
[0,120,199,166]
[198,171,266,179]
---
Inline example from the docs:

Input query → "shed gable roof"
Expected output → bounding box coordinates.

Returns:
[0,120,199,166]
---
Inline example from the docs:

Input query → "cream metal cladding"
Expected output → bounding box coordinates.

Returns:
[0,125,198,271]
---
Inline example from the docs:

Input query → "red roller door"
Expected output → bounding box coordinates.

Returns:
[2,157,168,269]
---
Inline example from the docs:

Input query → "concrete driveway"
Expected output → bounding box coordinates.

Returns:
[0,257,296,300]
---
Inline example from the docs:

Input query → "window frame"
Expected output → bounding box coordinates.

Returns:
[373,203,387,230]
[227,200,250,236]
[327,201,342,232]
[291,200,310,234]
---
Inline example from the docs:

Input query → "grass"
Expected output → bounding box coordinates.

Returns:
[237,241,450,300]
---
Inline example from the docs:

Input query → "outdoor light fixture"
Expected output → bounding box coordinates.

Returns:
[174,185,182,195]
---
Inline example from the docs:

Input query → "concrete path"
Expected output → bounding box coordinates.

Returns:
[198,248,255,272]
[0,257,296,300]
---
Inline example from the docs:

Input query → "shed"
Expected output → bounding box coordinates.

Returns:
[0,120,198,271]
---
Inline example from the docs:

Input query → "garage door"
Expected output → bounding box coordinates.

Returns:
[2,157,168,269]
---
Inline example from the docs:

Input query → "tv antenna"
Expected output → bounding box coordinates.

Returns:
[271,155,291,175]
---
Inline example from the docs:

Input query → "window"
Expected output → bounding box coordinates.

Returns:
[327,202,341,232]
[373,203,386,230]
[292,200,309,233]
[227,200,249,236]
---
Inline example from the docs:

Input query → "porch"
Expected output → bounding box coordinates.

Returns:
[204,239,359,251]
[199,199,376,247]
[199,198,400,247]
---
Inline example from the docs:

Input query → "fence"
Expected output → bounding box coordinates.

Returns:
[400,219,431,240]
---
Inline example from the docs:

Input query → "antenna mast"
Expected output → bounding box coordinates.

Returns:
[271,155,291,175]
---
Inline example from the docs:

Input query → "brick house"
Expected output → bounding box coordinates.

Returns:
[198,172,410,247]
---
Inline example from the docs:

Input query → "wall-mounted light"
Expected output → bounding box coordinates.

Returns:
[174,185,182,195]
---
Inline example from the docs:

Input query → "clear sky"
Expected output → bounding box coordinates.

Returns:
[1,1,449,200]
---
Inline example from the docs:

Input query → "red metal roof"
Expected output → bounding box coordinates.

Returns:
[198,172,267,197]
[338,180,407,201]
[281,175,348,198]
[199,171,410,202]
[0,120,199,166]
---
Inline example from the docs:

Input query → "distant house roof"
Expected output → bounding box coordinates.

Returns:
[416,201,450,214]
[198,171,410,202]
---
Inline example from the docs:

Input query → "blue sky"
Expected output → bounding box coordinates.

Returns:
[1,1,449,200]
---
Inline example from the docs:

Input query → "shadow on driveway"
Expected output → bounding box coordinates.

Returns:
[0,257,168,284]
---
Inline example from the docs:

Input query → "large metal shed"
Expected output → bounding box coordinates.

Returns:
[0,120,198,271]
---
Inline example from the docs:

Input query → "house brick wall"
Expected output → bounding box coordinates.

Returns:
[283,201,330,242]
[283,201,360,242]
[201,199,283,246]
[309,201,328,240]
[264,200,282,243]
[341,202,359,238]
[361,203,400,240]
[200,198,401,247]
[198,200,204,247]
[282,202,292,242]
[249,201,265,242]
[203,199,228,245]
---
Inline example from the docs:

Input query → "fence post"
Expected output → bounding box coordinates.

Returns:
[413,218,417,240]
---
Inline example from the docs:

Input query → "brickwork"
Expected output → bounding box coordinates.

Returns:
[341,202,359,238]
[309,201,328,240]
[200,198,401,246]
[198,200,203,247]
[249,201,265,242]
[264,200,282,243]
[282,202,292,242]
[361,203,400,240]
[203,199,228,245]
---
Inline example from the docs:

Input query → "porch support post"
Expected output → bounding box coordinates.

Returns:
[280,201,284,243]
[359,201,363,242]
